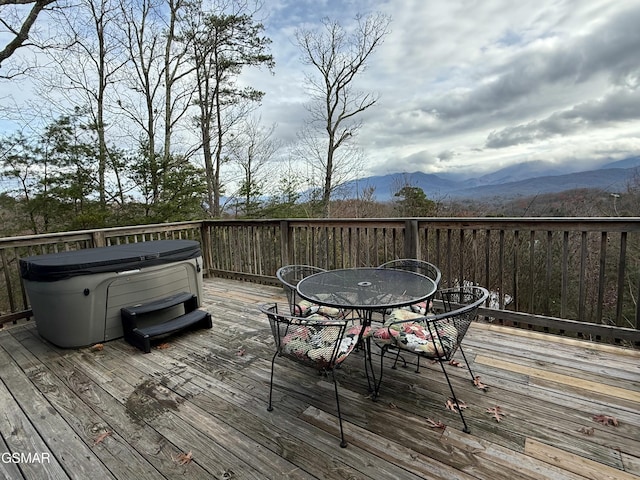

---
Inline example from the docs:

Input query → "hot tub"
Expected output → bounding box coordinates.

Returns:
[19,240,204,348]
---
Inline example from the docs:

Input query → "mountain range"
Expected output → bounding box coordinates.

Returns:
[339,157,640,202]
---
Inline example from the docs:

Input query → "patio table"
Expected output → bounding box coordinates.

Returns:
[297,267,437,396]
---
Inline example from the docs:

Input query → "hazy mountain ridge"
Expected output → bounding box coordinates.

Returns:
[451,167,634,200]
[342,157,640,201]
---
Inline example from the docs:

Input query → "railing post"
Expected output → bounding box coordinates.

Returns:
[200,221,213,276]
[92,231,106,248]
[280,220,291,267]
[404,219,419,259]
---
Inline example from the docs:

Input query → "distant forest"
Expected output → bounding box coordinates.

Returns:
[2,176,639,239]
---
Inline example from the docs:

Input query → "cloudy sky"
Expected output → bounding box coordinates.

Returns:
[247,0,640,178]
[2,0,640,182]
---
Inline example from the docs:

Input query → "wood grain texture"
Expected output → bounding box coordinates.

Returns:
[475,355,640,403]
[525,438,639,480]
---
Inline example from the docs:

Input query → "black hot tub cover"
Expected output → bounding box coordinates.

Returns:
[20,240,202,282]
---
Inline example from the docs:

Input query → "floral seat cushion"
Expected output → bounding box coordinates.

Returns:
[403,300,432,315]
[366,308,459,359]
[293,299,343,318]
[393,320,459,358]
[363,324,398,344]
[364,308,423,345]
[280,319,360,368]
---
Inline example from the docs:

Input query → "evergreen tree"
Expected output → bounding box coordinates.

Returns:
[394,186,435,217]
[185,2,274,217]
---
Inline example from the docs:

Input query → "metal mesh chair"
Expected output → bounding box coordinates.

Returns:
[276,265,344,318]
[378,259,442,318]
[376,285,489,433]
[375,259,443,367]
[378,259,442,289]
[260,303,360,447]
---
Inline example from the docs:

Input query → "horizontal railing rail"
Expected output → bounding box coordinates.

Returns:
[1,218,639,346]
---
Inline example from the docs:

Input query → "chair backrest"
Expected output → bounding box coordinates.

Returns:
[378,259,442,286]
[427,285,489,359]
[276,265,327,312]
[259,303,358,370]
[388,285,488,360]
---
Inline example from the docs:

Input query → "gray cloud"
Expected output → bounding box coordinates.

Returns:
[486,88,640,148]
[369,149,438,175]
[436,150,455,161]
[419,4,640,124]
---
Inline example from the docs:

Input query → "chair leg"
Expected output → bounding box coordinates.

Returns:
[457,345,475,381]
[390,348,408,369]
[437,359,471,433]
[363,337,380,397]
[267,351,278,412]
[391,349,400,369]
[331,370,348,448]
[374,345,388,396]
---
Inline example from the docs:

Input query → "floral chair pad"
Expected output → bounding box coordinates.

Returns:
[294,300,344,319]
[280,320,360,369]
[366,307,459,359]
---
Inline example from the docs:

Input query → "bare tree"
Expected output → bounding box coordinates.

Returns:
[0,131,43,232]
[0,0,57,76]
[295,12,390,217]
[229,115,280,216]
[295,125,365,214]
[38,0,128,208]
[116,0,196,204]
[161,0,196,178]
[116,0,164,203]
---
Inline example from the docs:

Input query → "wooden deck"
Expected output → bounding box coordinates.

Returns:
[1,277,639,480]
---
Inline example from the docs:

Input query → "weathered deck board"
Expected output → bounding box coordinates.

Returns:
[0,338,116,480]
[0,277,638,480]
[10,326,215,480]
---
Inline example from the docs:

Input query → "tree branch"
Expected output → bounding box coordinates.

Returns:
[0,0,57,67]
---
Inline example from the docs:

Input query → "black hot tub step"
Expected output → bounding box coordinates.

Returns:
[121,291,198,316]
[136,308,212,339]
[128,309,212,353]
[121,291,212,353]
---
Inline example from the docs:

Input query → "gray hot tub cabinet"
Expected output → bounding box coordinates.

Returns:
[20,240,204,348]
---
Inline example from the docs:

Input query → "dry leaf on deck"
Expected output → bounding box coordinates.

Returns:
[448,359,463,368]
[473,376,488,391]
[90,343,104,352]
[155,343,171,350]
[445,398,467,412]
[578,426,595,435]
[486,406,506,422]
[174,451,193,465]
[426,418,446,429]
[93,430,112,445]
[593,414,618,426]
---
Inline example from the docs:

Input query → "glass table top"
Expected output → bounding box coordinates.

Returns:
[296,267,437,310]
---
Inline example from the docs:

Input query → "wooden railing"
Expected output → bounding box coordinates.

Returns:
[2,218,639,345]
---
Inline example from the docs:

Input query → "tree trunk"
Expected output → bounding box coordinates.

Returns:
[322,142,335,217]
